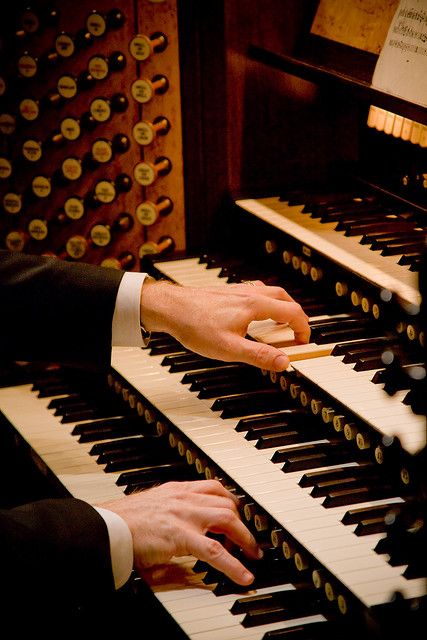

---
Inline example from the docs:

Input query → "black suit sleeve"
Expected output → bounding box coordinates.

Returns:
[0,250,125,370]
[0,497,115,623]
[0,252,128,624]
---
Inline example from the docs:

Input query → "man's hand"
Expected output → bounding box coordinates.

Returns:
[101,480,263,586]
[140,279,310,371]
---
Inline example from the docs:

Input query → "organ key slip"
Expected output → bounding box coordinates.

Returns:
[0,0,426,636]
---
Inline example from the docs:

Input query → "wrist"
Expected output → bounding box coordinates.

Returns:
[140,278,180,336]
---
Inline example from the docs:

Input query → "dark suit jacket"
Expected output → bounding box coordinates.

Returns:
[0,249,124,369]
[0,250,126,627]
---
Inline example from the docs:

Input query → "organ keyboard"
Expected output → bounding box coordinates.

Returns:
[0,342,423,637]
[142,253,426,456]
[1,186,426,635]
[1,0,426,636]
[234,196,421,308]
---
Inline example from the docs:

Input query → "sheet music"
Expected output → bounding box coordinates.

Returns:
[371,0,427,107]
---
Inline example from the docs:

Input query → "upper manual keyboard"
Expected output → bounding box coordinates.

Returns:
[235,196,421,307]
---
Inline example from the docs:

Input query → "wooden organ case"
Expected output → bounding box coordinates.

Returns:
[0,0,426,637]
[0,0,186,262]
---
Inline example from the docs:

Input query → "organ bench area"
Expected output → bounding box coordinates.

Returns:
[1,0,427,638]
[0,186,426,637]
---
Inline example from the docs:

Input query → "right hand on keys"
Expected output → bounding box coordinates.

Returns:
[100,479,263,585]
[140,278,311,372]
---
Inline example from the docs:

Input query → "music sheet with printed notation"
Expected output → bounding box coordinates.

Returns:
[371,0,427,107]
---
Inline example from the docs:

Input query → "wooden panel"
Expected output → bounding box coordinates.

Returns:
[136,0,186,254]
[0,0,185,268]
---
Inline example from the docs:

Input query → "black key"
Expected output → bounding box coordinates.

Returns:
[341,342,400,364]
[318,204,385,221]
[255,428,321,449]
[171,357,228,373]
[381,242,426,257]
[188,367,260,389]
[322,483,396,508]
[197,377,270,399]
[336,215,399,233]
[353,349,418,372]
[147,331,176,342]
[409,259,422,271]
[297,192,378,214]
[37,383,75,398]
[215,391,291,419]
[398,252,422,265]
[310,473,383,498]
[309,314,359,329]
[51,392,110,411]
[245,423,305,440]
[205,546,284,586]
[53,399,93,415]
[47,393,80,409]
[212,566,287,596]
[354,517,388,536]
[262,618,349,639]
[242,603,318,628]
[96,435,168,463]
[150,345,188,356]
[59,404,123,423]
[360,224,421,244]
[353,221,413,239]
[117,461,191,486]
[181,364,250,384]
[315,325,382,344]
[105,449,178,472]
[341,503,402,525]
[230,585,316,615]
[72,416,143,442]
[89,434,159,457]
[31,373,68,391]
[161,352,199,366]
[272,439,352,465]
[235,410,308,432]
[212,388,286,411]
[299,462,375,487]
[148,335,184,350]
[371,361,422,387]
[371,233,427,251]
[331,336,391,356]
[402,563,427,579]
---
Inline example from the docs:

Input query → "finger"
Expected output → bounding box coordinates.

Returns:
[189,480,242,508]
[190,492,242,517]
[258,284,298,304]
[234,336,290,371]
[243,279,266,288]
[208,509,263,561]
[186,531,256,586]
[251,298,311,344]
[235,282,298,304]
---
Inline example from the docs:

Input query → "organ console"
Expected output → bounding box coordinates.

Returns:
[0,0,426,636]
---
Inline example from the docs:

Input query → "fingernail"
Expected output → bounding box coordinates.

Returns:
[242,571,255,584]
[274,355,289,371]
[257,547,264,559]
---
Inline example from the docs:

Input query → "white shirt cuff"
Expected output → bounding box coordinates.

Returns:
[112,271,148,347]
[94,506,134,590]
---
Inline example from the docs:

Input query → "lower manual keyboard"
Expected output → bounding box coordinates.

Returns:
[110,345,425,608]
[0,379,343,640]
[1,345,425,637]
